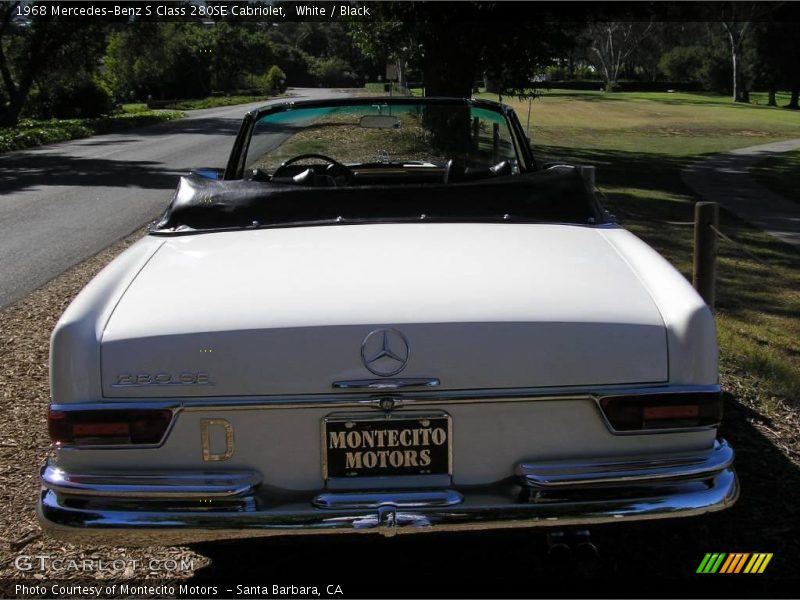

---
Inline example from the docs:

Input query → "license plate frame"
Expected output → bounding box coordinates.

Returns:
[321,412,452,480]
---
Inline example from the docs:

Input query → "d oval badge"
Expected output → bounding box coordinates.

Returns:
[361,329,410,377]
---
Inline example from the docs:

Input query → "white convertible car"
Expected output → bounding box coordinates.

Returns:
[38,97,737,544]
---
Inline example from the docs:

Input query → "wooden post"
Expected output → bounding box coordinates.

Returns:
[577,165,595,192]
[693,201,719,309]
[577,165,597,206]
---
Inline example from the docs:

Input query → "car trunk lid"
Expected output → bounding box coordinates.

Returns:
[101,223,667,397]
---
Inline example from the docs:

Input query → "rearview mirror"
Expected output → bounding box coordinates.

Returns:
[359,115,401,129]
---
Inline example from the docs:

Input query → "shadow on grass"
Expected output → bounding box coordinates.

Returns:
[537,144,800,324]
[184,399,798,592]
[536,144,694,197]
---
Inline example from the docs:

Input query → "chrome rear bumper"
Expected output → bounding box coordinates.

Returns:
[38,440,737,545]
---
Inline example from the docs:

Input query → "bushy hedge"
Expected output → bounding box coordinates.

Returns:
[24,78,115,120]
[0,111,183,153]
[52,80,115,118]
[309,57,360,87]
[244,65,287,95]
[264,66,287,94]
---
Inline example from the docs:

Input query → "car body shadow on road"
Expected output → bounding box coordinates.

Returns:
[0,153,184,194]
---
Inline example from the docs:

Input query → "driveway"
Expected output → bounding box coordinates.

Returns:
[0,87,353,309]
[681,139,800,249]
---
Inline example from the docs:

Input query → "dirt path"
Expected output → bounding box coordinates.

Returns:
[681,138,800,248]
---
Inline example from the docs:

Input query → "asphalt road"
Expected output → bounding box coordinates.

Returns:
[0,87,353,309]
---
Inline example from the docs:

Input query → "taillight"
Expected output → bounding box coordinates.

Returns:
[599,392,722,431]
[48,408,173,446]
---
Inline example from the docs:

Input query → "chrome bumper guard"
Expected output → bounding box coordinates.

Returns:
[38,440,737,544]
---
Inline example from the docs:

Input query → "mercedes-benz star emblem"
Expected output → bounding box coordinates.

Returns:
[361,329,410,377]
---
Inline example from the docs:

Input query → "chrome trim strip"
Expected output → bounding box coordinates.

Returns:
[517,439,733,488]
[313,490,463,509]
[54,385,720,444]
[38,466,738,545]
[332,378,440,390]
[70,384,722,411]
[41,464,259,499]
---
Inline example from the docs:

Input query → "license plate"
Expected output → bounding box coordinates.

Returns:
[322,413,452,479]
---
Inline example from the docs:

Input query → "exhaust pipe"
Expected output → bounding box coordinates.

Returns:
[573,529,599,560]
[546,530,599,561]
[546,531,572,559]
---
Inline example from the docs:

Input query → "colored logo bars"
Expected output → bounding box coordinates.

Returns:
[697,553,773,574]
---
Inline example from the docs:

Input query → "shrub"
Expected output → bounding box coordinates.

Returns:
[658,46,705,82]
[48,79,115,119]
[0,111,183,153]
[659,45,731,94]
[264,65,287,94]
[309,57,358,87]
[272,44,314,86]
[246,65,287,95]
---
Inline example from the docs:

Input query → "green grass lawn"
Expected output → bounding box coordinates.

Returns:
[480,89,800,155]
[750,149,800,204]
[119,103,150,113]
[364,82,387,93]
[481,89,800,417]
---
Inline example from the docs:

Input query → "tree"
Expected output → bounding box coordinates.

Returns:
[749,15,800,110]
[0,1,108,125]
[309,56,357,87]
[718,2,778,103]
[205,24,274,93]
[627,22,707,84]
[585,21,653,91]
[104,24,210,101]
[721,19,752,103]
[658,46,705,82]
[350,3,578,99]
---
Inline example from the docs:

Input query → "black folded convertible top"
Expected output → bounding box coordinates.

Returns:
[152,166,605,233]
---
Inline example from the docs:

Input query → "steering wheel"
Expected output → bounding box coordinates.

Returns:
[272,153,354,184]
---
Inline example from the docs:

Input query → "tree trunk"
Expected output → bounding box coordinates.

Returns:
[396,57,405,92]
[731,44,747,103]
[767,85,777,107]
[421,37,474,153]
[789,86,799,110]
[1,72,33,127]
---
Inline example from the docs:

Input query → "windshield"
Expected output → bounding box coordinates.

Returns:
[152,98,602,234]
[244,102,522,173]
